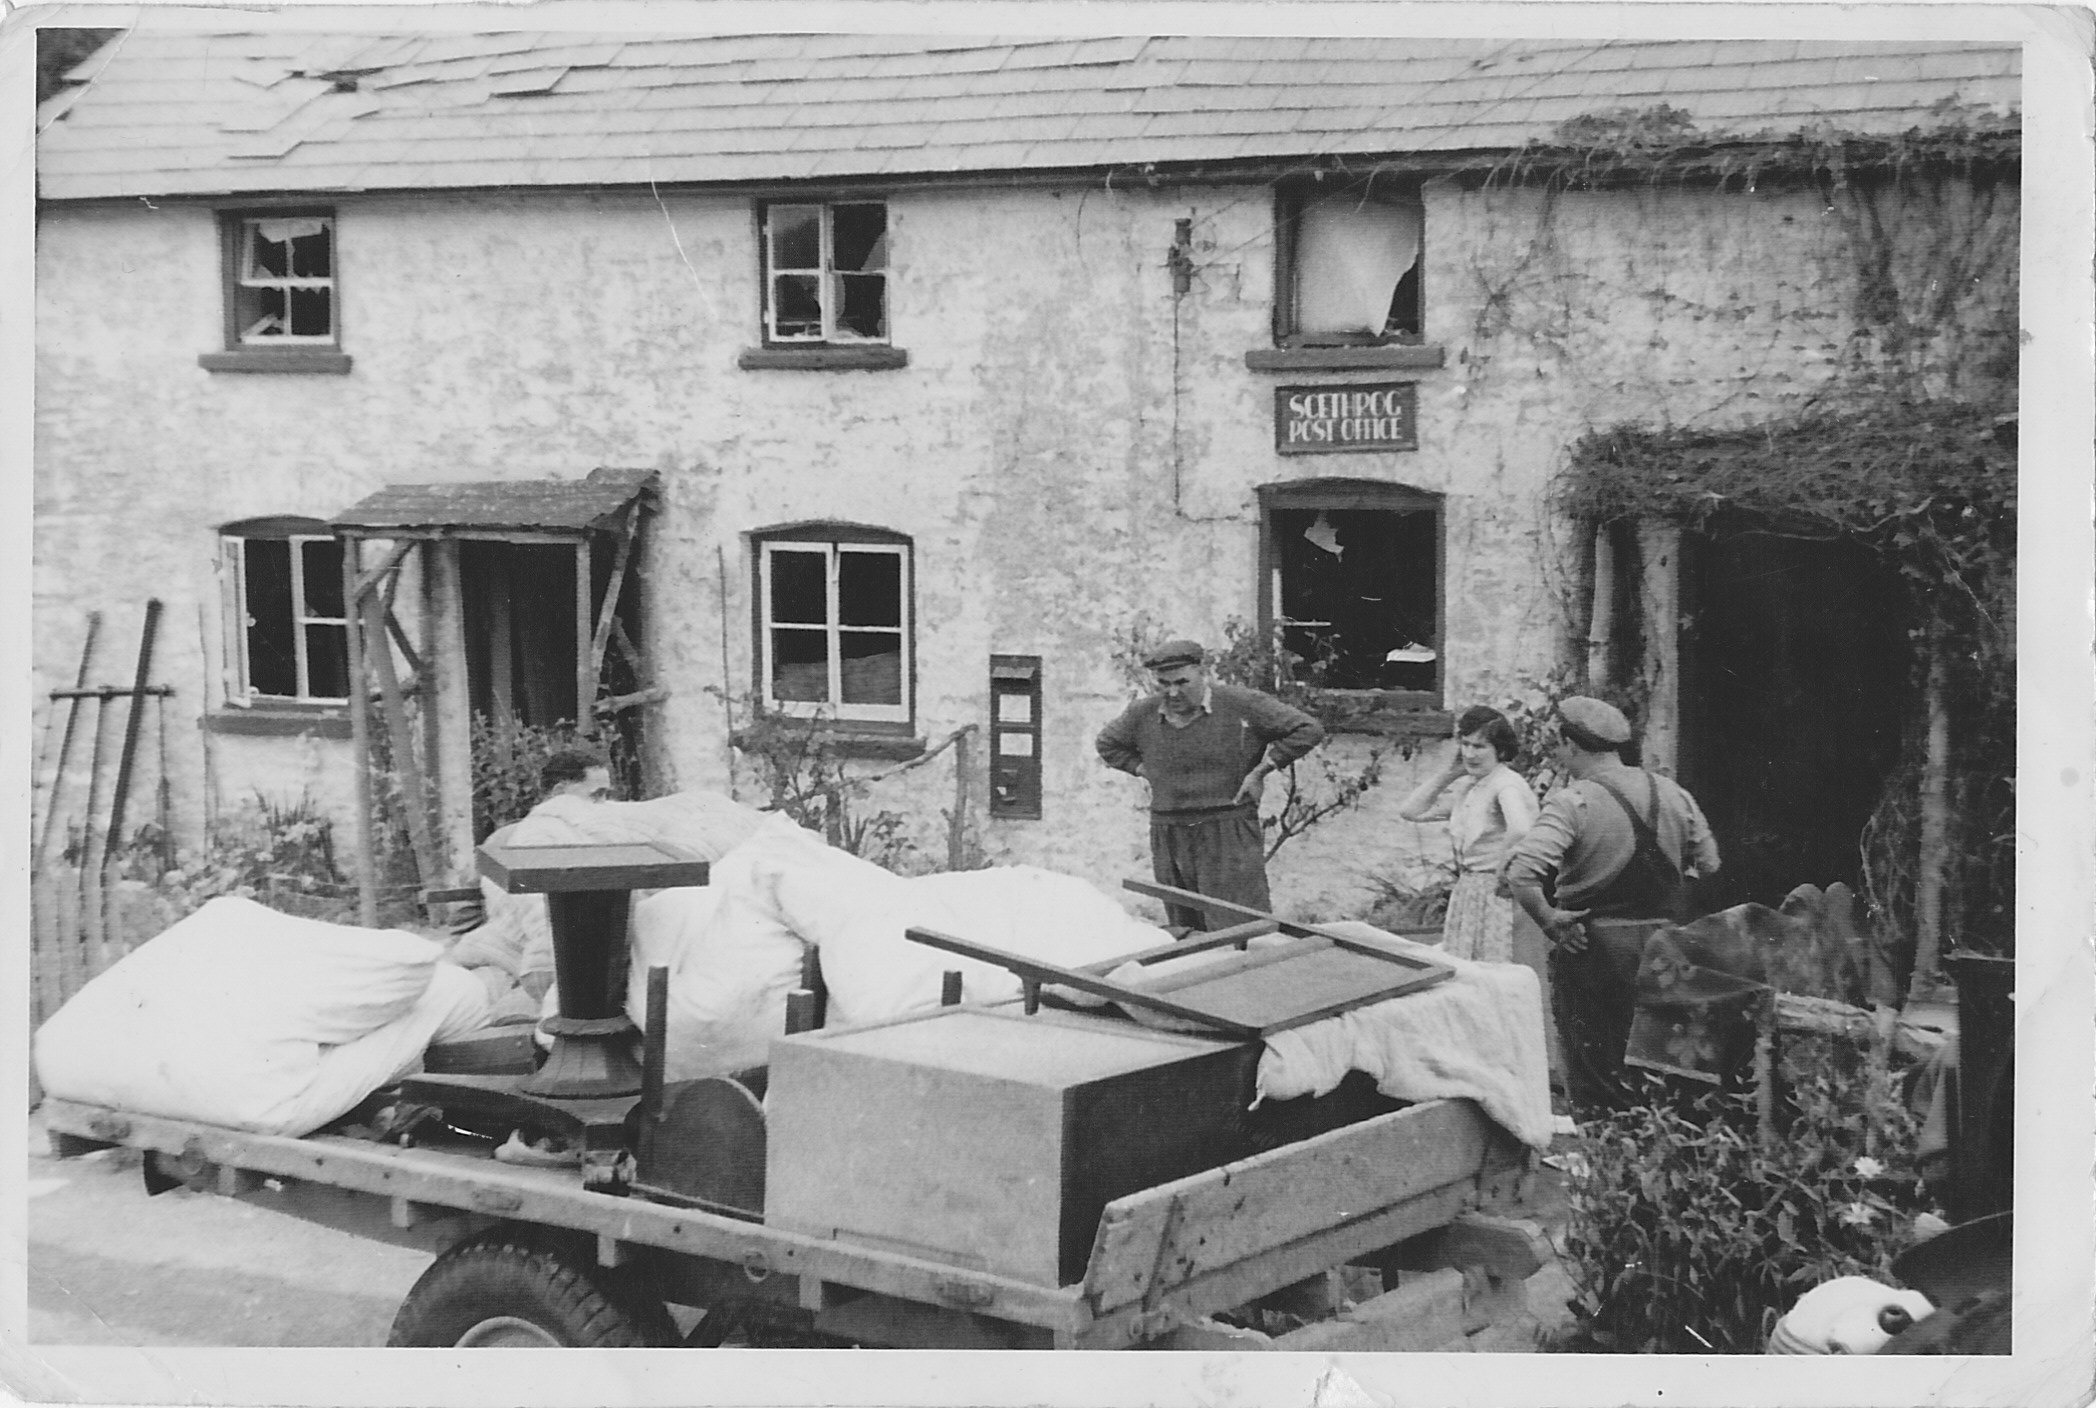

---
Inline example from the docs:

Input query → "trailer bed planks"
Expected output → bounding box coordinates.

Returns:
[40,1092,1525,1350]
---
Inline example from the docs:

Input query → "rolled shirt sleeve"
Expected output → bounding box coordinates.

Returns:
[1095,700,1146,776]
[1245,692,1325,767]
[1679,785,1721,877]
[1504,789,1580,894]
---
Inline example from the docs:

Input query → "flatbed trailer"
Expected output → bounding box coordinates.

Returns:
[41,1089,1531,1350]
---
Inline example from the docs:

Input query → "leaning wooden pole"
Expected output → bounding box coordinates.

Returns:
[34,609,101,865]
[365,589,439,892]
[343,539,380,927]
[101,598,163,864]
[1910,624,1952,1001]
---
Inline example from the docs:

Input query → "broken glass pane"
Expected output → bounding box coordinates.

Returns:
[832,204,887,272]
[771,627,830,702]
[840,634,901,705]
[773,275,822,339]
[769,206,821,271]
[245,287,289,340]
[301,539,345,617]
[304,623,349,699]
[288,226,331,279]
[836,273,886,340]
[1295,196,1421,340]
[288,287,332,337]
[1273,507,1437,690]
[247,229,290,279]
[837,550,900,626]
[769,549,827,625]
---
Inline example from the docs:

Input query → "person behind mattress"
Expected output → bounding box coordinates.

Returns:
[1396,705,1538,963]
[444,745,616,1015]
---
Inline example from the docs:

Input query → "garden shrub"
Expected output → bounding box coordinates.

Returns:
[1557,1032,1936,1353]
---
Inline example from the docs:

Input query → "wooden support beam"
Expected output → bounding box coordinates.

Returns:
[343,541,379,926]
[1586,524,1615,690]
[488,548,514,746]
[588,509,638,687]
[1637,520,1682,775]
[593,686,668,716]
[351,539,415,603]
[383,606,425,683]
[364,591,438,891]
[574,539,595,737]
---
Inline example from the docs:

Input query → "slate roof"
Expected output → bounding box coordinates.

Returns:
[37,32,2020,200]
[332,467,657,536]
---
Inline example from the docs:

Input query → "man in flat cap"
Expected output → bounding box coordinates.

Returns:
[1097,639,1325,931]
[1505,696,1720,1111]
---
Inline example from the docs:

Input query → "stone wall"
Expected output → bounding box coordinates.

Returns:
[32,170,2014,914]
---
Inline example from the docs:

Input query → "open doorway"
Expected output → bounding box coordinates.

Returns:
[1677,512,1912,911]
[457,536,646,813]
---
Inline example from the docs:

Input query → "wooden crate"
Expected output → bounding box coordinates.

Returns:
[764,1006,1259,1287]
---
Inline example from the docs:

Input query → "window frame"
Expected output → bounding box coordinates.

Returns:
[1272,179,1426,350]
[753,524,914,728]
[1255,479,1446,713]
[757,200,892,347]
[218,518,352,708]
[202,207,352,373]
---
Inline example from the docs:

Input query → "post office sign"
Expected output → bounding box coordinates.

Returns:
[1275,381,1418,454]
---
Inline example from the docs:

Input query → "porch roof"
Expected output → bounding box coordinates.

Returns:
[330,466,657,537]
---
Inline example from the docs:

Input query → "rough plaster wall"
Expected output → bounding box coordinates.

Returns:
[34,175,2014,919]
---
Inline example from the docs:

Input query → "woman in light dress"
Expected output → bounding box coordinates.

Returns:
[1397,705,1540,962]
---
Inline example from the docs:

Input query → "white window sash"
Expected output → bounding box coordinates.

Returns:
[238,217,336,345]
[220,536,252,705]
[295,535,351,703]
[760,540,910,723]
[765,204,888,345]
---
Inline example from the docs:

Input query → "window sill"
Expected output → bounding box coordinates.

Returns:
[206,707,352,739]
[732,725,925,762]
[1299,690,1451,738]
[738,345,909,372]
[199,349,354,375]
[1244,345,1446,373]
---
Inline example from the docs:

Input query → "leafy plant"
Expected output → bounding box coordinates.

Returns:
[1555,1032,1936,1353]
[105,791,366,924]
[717,691,922,873]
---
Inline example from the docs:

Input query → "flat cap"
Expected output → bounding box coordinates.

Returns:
[1142,638,1206,670]
[1557,696,1632,745]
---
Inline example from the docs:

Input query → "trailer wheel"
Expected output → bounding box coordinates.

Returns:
[387,1228,676,1348]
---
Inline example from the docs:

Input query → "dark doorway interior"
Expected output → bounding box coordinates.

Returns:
[1678,513,1911,911]
[460,540,580,727]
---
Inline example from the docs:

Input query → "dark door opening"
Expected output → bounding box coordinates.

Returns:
[460,540,580,728]
[1677,513,1911,911]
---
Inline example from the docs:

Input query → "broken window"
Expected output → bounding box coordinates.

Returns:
[220,519,350,703]
[762,201,889,343]
[757,529,911,724]
[225,213,336,345]
[1275,182,1423,345]
[1258,481,1442,698]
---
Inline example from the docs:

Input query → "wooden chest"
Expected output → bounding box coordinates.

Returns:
[764,1006,1260,1287]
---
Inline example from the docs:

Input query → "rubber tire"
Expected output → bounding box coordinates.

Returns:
[387,1227,677,1347]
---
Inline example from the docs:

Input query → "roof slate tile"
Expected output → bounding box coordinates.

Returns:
[38,32,2020,199]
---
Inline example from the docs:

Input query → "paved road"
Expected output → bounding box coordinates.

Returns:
[25,1109,431,1348]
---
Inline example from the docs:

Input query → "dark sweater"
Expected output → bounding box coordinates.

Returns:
[1096,682,1325,815]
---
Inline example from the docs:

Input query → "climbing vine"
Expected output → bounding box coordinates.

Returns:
[1560,401,2016,957]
